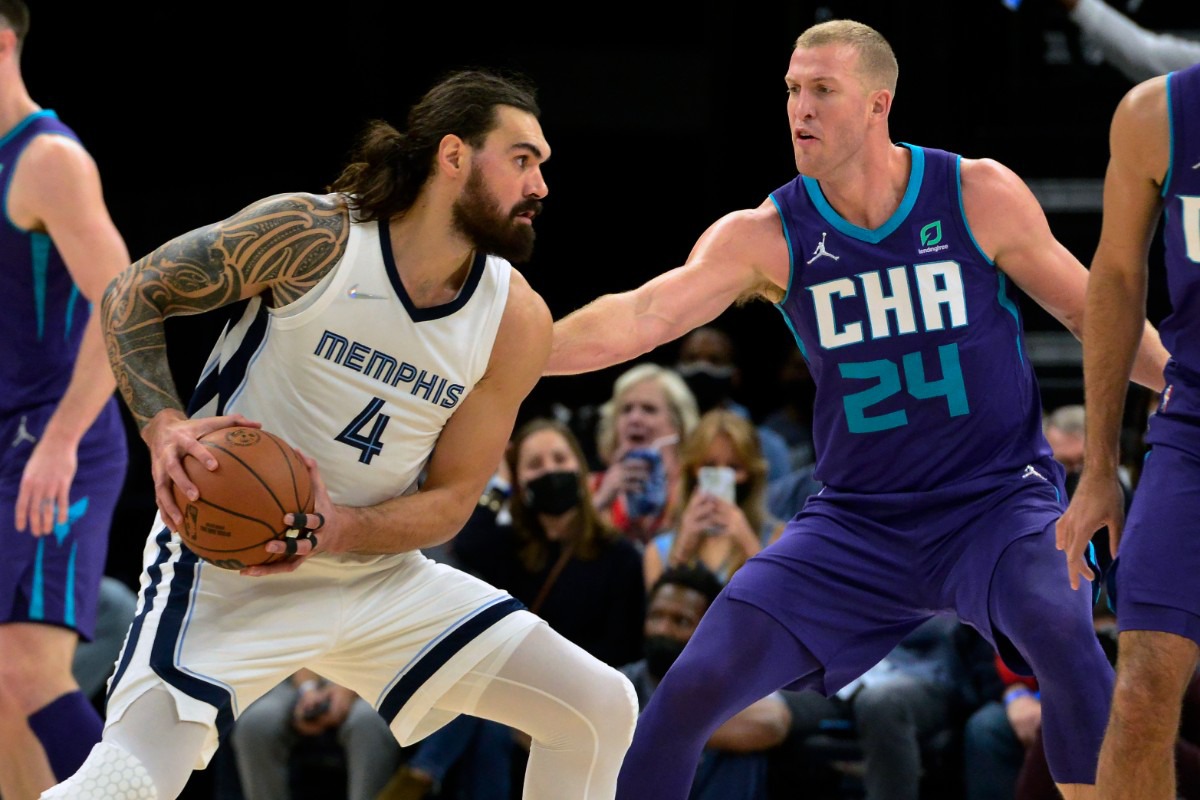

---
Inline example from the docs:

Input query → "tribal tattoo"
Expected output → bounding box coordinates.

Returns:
[101,193,350,429]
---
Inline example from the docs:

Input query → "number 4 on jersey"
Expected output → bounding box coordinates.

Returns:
[336,397,389,464]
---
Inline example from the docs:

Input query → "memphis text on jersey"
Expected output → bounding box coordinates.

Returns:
[315,329,465,409]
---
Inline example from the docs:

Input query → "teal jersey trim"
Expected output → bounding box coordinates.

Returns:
[801,143,925,244]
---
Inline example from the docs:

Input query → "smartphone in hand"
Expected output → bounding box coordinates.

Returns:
[697,466,737,505]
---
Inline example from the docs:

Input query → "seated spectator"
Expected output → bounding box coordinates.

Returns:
[962,642,1042,800]
[672,326,792,481]
[591,362,699,546]
[230,668,401,800]
[780,614,977,800]
[623,563,791,800]
[455,417,646,666]
[644,409,785,589]
[379,418,647,799]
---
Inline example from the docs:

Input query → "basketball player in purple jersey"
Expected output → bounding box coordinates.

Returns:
[0,1,133,798]
[1058,63,1200,800]
[546,19,1171,800]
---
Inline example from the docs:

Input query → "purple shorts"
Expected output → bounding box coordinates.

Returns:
[725,456,1079,694]
[1111,443,1200,646]
[0,400,127,639]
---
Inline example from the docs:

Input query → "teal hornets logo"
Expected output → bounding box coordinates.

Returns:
[920,220,942,247]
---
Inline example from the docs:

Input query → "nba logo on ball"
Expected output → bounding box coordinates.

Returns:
[181,505,199,542]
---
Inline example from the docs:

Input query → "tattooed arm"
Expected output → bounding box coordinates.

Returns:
[101,192,350,526]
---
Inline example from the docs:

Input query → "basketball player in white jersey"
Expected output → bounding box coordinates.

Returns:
[42,68,638,800]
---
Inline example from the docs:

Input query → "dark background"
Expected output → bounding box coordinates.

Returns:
[25,0,1192,585]
[20,0,1195,795]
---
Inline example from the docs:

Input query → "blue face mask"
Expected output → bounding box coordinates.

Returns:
[523,471,581,516]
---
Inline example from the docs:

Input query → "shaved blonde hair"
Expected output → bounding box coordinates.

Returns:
[795,19,898,95]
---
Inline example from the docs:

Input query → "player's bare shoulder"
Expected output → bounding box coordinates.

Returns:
[500,267,553,342]
[7,132,99,229]
[958,157,1043,262]
[219,192,351,304]
[699,201,792,302]
[492,267,553,369]
[1110,75,1169,185]
[132,191,351,310]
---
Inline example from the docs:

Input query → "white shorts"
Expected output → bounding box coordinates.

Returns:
[105,516,541,768]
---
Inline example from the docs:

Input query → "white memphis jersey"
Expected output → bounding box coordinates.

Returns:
[187,219,511,508]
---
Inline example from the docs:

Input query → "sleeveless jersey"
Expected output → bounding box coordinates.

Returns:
[1148,63,1200,446]
[187,219,512,508]
[0,111,92,416]
[771,144,1051,493]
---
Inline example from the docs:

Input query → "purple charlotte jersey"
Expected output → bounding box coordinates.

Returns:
[616,146,1116,797]
[0,111,97,416]
[1146,62,1200,451]
[0,110,126,639]
[1111,63,1200,644]
[771,144,1052,493]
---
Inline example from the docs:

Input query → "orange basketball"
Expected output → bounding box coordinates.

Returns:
[171,426,314,570]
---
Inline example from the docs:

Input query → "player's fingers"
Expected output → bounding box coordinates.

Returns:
[1109,519,1123,557]
[164,456,201,501]
[38,497,56,537]
[223,414,262,430]
[180,437,219,471]
[1053,517,1067,551]
[55,489,70,528]
[286,512,325,531]
[155,480,184,529]
[1067,558,1094,592]
[13,497,27,533]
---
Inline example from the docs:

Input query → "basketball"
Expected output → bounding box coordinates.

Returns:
[171,426,315,570]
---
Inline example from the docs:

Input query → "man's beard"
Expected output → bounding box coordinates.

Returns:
[451,169,539,263]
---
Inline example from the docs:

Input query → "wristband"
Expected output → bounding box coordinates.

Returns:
[1004,686,1035,706]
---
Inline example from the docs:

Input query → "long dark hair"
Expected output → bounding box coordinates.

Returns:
[328,68,540,223]
[506,418,620,572]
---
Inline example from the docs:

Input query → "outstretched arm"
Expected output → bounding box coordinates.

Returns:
[544,204,789,375]
[11,135,131,536]
[1056,76,1168,589]
[101,192,350,526]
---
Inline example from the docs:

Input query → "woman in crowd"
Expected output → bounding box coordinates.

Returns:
[643,408,784,589]
[590,362,699,547]
[379,418,645,800]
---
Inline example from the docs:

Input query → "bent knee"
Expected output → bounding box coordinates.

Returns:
[540,666,638,755]
[582,667,639,748]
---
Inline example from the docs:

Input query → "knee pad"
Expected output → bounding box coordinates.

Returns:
[39,740,157,799]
